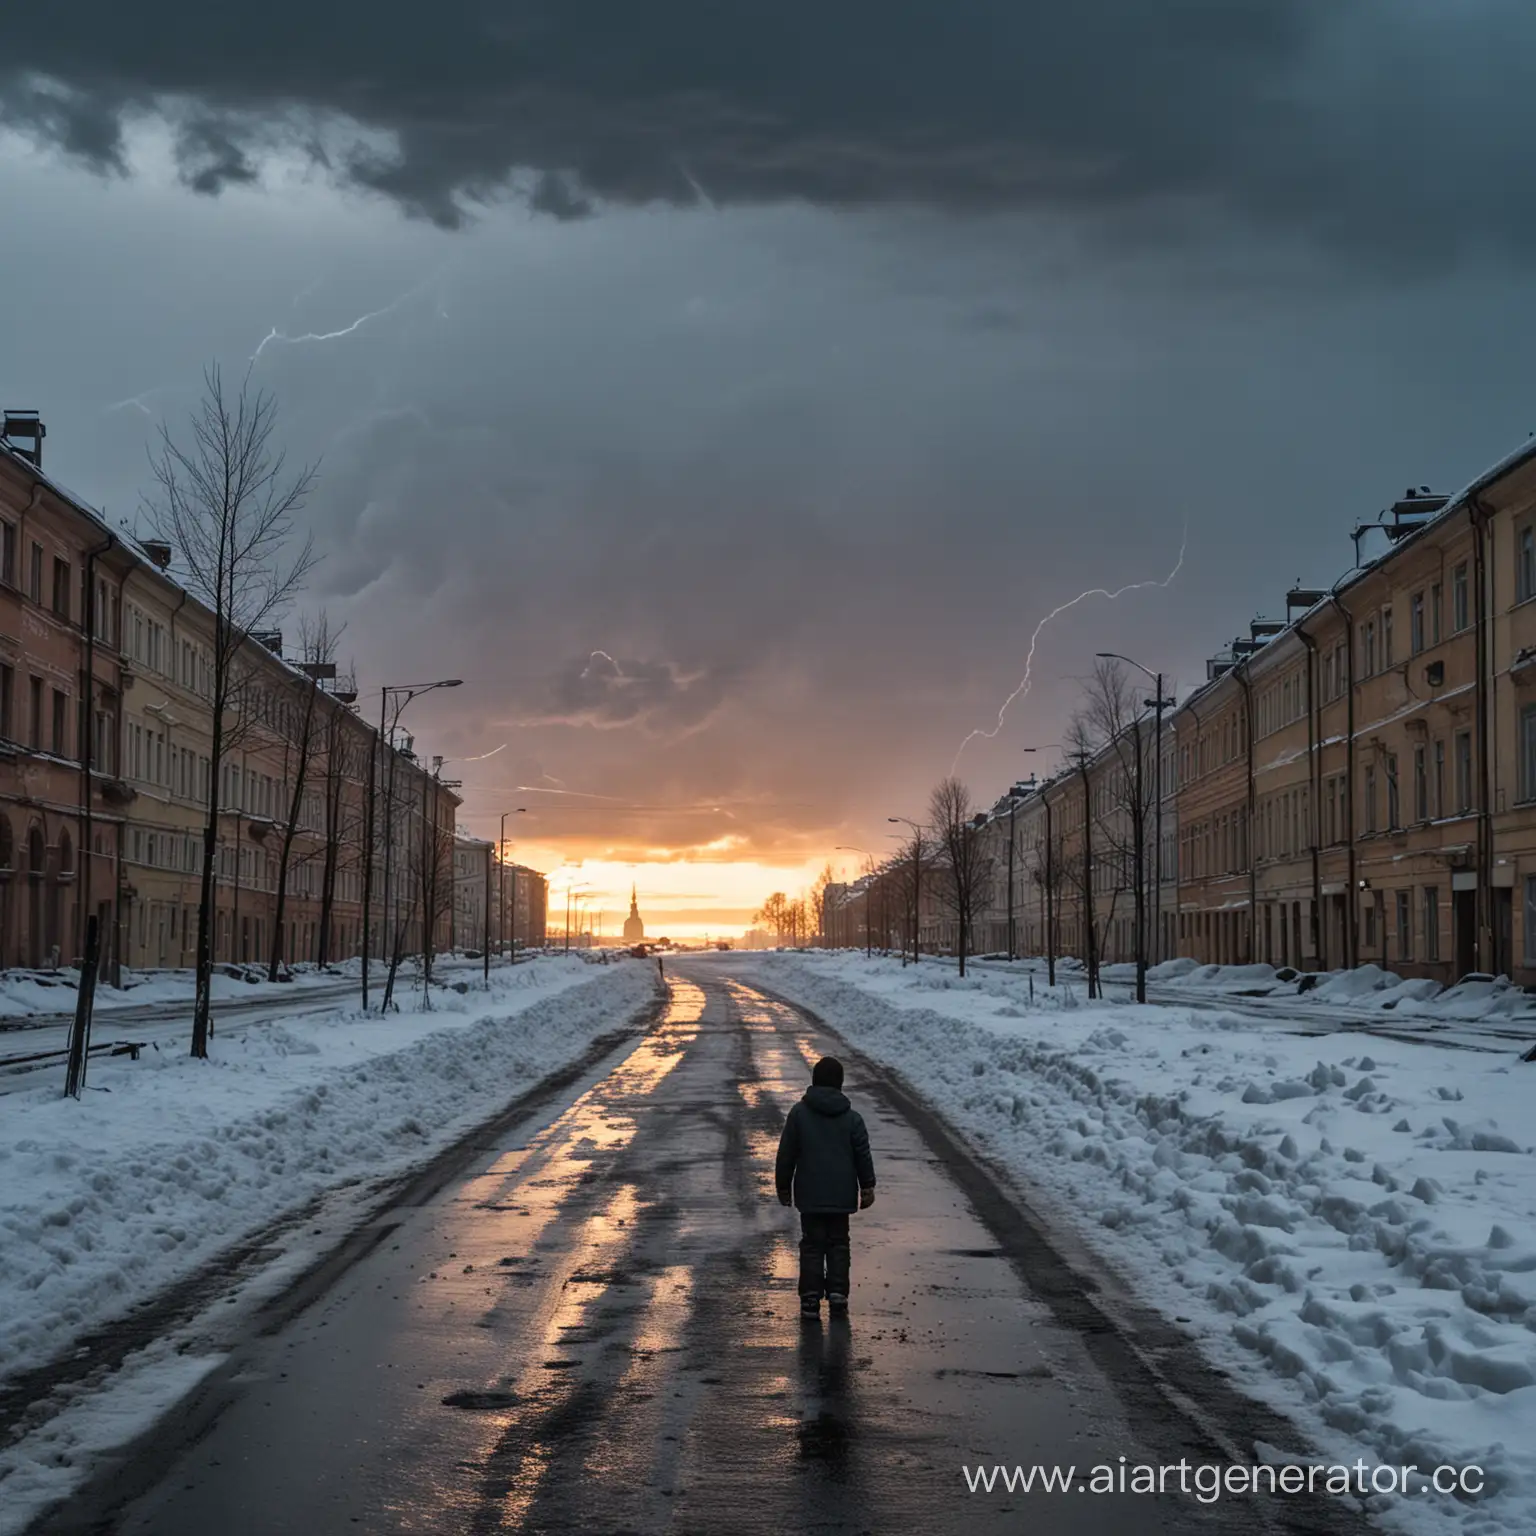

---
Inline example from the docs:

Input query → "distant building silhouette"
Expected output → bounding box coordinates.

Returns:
[623,885,646,943]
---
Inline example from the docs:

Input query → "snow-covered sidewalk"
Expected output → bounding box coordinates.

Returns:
[728,952,1536,1536]
[0,956,653,1383]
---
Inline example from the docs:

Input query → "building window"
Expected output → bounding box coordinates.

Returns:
[1523,706,1536,803]
[51,689,67,757]
[0,521,14,587]
[1455,731,1473,813]
[1434,739,1445,819]
[1525,876,1536,969]
[1364,896,1377,950]
[1361,621,1377,676]
[1422,887,1440,963]
[1382,607,1394,667]
[29,676,42,751]
[1410,591,1425,656]
[1386,753,1400,829]
[1396,889,1413,961]
[51,558,70,620]
[1364,763,1377,834]
[1453,562,1469,632]
[28,542,42,603]
[1521,525,1536,603]
[0,665,10,739]
[1431,582,1442,645]
[1414,745,1428,822]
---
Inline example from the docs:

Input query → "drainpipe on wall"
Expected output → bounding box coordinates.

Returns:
[1469,494,1495,974]
[79,531,117,968]
[1329,588,1358,969]
[111,564,132,988]
[1297,626,1325,970]
[1234,665,1258,963]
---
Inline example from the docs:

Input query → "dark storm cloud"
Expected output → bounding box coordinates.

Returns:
[517,652,729,737]
[4,2,1535,262]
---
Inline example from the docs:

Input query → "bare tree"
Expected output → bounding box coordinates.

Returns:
[267,613,341,980]
[1081,658,1155,1002]
[755,890,790,942]
[809,863,835,945]
[146,365,318,1056]
[315,657,360,968]
[928,777,991,977]
[1029,817,1069,983]
[893,830,925,965]
[418,768,453,994]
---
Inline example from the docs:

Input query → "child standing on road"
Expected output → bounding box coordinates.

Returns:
[775,1056,876,1318]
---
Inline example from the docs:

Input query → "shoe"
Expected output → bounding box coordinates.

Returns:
[827,1294,848,1314]
[800,1295,821,1317]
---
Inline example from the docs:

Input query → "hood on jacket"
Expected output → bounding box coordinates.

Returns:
[803,1085,851,1117]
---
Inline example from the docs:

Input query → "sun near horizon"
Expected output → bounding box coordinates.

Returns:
[501,846,862,941]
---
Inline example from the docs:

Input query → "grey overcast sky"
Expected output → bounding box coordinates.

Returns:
[3,1,1535,915]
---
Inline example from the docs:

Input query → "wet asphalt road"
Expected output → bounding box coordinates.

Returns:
[43,968,1327,1535]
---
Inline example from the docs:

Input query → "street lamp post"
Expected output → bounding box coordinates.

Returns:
[888,817,924,965]
[360,678,462,1011]
[1097,653,1176,1001]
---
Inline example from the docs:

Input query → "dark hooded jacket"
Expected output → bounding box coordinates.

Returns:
[775,1085,877,1214]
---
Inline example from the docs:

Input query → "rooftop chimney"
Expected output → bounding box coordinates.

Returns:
[2,410,45,469]
[141,539,172,571]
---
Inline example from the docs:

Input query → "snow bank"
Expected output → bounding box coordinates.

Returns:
[0,957,653,1381]
[734,953,1536,1536]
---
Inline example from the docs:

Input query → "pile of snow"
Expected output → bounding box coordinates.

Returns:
[1052,953,1536,1026]
[736,952,1536,1536]
[0,956,654,1381]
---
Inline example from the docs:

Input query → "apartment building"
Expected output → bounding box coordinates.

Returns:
[1166,447,1536,984]
[0,415,137,973]
[454,833,491,951]
[0,415,484,982]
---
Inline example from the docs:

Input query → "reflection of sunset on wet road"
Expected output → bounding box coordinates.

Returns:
[86,966,1289,1535]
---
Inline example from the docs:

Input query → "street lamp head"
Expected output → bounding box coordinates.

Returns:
[887,817,900,824]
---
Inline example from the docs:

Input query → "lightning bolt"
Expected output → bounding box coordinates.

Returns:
[676,159,717,211]
[460,742,509,761]
[106,394,155,418]
[582,650,618,676]
[951,519,1188,773]
[250,269,445,363]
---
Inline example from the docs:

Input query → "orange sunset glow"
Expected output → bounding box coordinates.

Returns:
[467,846,851,941]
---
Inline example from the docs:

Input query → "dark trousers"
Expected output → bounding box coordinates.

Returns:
[799,1212,851,1298]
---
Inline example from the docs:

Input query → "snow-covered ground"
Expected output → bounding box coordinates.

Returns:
[726,952,1536,1536]
[0,952,543,1022]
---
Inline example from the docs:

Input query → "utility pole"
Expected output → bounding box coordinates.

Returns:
[483,840,492,986]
